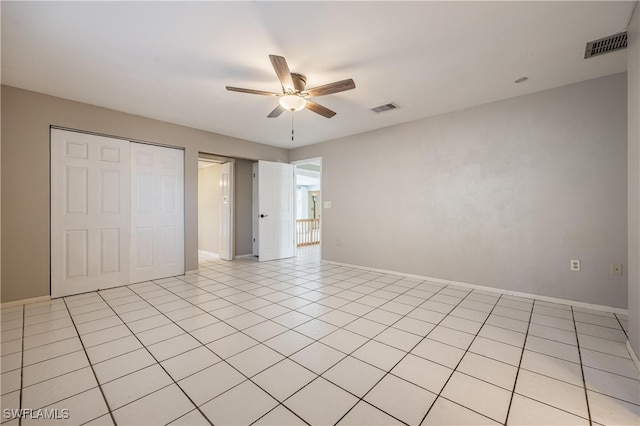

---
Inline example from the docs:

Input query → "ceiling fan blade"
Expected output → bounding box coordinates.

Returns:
[269,55,295,92]
[305,79,356,97]
[268,105,286,118]
[226,86,280,96]
[306,100,336,118]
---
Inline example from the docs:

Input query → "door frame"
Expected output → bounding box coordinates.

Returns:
[198,153,235,261]
[219,161,234,261]
[255,160,296,262]
[291,157,323,256]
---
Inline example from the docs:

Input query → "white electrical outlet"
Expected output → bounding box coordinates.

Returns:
[611,263,623,276]
[336,239,341,246]
[570,260,581,272]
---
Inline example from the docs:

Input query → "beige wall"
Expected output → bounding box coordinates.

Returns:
[627,2,640,357]
[198,164,222,254]
[1,68,634,319]
[1,85,286,303]
[291,73,628,309]
[234,159,255,256]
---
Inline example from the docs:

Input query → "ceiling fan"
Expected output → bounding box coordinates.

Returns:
[226,55,356,119]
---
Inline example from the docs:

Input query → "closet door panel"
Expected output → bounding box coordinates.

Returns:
[130,143,184,283]
[51,130,130,297]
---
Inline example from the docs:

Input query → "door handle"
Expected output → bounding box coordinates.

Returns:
[260,214,268,218]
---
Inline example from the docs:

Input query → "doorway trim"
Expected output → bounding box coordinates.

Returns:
[198,153,235,261]
[292,157,323,258]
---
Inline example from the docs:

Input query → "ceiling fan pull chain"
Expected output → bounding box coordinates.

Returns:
[291,111,295,143]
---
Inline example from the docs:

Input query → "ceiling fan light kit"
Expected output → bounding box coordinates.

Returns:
[226,54,355,119]
[279,94,307,111]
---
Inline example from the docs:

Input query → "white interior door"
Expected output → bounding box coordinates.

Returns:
[257,160,295,262]
[219,162,233,261]
[51,129,130,297]
[252,163,259,256]
[130,143,184,283]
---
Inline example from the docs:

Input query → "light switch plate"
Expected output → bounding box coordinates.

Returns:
[323,201,331,209]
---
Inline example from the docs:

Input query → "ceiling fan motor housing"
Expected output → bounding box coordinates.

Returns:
[226,55,355,118]
[290,73,307,93]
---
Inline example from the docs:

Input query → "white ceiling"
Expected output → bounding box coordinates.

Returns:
[1,1,634,149]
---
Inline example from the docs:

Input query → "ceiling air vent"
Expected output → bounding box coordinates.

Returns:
[584,32,627,59]
[370,102,399,113]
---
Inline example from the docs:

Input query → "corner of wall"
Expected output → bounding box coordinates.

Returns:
[628,1,640,356]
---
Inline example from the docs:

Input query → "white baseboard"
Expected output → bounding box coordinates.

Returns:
[198,250,219,258]
[234,254,255,259]
[323,260,628,315]
[1,295,51,309]
[627,341,640,373]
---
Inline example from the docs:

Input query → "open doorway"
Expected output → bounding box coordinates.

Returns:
[198,156,233,261]
[294,158,322,259]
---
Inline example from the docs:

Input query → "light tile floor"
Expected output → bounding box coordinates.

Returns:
[1,247,639,425]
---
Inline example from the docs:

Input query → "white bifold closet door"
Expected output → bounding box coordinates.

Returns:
[51,130,131,297]
[130,142,184,283]
[51,129,184,297]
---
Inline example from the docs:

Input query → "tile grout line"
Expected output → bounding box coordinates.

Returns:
[18,304,25,426]
[178,257,378,422]
[5,306,94,418]
[1,250,620,422]
[19,334,79,354]
[526,318,631,360]
[571,305,593,426]
[137,267,414,424]
[16,252,634,425]
[503,298,535,425]
[11,352,88,389]
[416,292,508,425]
[290,282,456,425]
[614,312,629,339]
[166,262,416,349]
[503,304,595,423]
[269,297,434,425]
[61,297,117,426]
[92,291,215,426]
[142,260,441,424]
[336,285,494,426]
[121,262,526,425]
[20,322,75,346]
[120,264,363,421]
[250,404,312,426]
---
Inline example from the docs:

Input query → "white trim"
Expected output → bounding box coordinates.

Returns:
[627,341,640,373]
[323,260,628,315]
[198,250,219,258]
[185,269,199,275]
[234,254,255,259]
[292,157,323,259]
[1,295,51,308]
[290,157,322,166]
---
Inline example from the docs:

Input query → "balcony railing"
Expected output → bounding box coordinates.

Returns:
[296,219,320,247]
